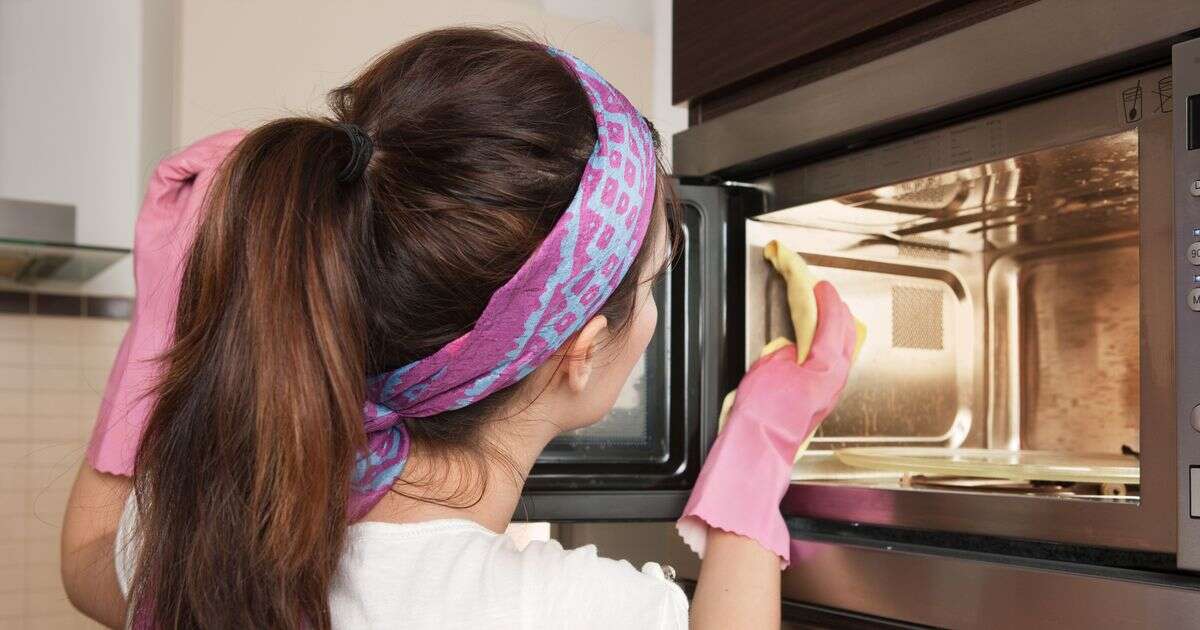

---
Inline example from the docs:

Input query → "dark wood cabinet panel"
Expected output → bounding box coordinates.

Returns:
[673,0,956,105]
[674,0,1038,122]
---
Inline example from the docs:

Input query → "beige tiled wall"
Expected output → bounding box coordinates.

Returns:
[0,313,126,629]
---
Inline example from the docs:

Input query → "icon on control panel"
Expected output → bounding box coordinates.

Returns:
[1189,288,1200,312]
[1122,81,1143,123]
[1191,180,1200,197]
[1155,76,1173,114]
[1189,243,1200,265]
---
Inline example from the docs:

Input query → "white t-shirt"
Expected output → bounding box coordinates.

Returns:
[115,495,688,629]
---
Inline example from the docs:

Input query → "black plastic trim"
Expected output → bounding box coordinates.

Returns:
[513,490,690,522]
[524,206,701,490]
[780,599,933,630]
[515,182,765,521]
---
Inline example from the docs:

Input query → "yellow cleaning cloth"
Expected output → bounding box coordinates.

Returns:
[762,241,866,364]
[718,241,867,463]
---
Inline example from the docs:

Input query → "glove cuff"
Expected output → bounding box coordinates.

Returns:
[676,510,791,569]
[675,430,795,568]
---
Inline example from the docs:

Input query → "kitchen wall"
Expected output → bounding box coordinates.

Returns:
[0,1,148,624]
[0,293,130,629]
[172,0,671,148]
[1,1,683,627]
[0,0,175,298]
[0,0,682,298]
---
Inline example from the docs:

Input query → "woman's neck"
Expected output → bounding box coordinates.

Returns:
[361,418,558,533]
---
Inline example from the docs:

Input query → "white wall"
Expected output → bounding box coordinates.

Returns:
[0,0,684,298]
[0,0,141,249]
[174,0,672,146]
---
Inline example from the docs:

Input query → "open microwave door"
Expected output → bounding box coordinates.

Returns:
[516,182,763,521]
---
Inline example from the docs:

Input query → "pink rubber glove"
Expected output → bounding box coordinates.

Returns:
[85,129,246,476]
[677,281,857,568]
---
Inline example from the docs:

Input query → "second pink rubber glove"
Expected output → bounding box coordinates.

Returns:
[85,129,246,476]
[677,281,857,568]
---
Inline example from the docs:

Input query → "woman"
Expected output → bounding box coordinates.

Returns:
[61,28,857,629]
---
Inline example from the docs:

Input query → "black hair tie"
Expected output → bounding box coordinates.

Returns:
[335,123,373,183]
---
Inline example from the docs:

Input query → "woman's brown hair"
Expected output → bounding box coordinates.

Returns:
[129,27,678,629]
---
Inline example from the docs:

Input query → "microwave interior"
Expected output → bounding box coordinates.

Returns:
[748,129,1143,504]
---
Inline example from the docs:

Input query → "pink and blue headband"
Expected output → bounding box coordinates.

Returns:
[349,48,657,518]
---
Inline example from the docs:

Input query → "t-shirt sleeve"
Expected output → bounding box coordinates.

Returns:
[522,540,689,629]
[114,491,139,599]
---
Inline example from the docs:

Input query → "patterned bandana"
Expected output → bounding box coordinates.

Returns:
[347,48,657,519]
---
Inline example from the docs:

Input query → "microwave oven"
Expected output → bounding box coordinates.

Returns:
[527,1,1200,626]
[670,6,1200,563]
[528,5,1196,550]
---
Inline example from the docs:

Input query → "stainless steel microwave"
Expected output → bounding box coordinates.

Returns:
[523,1,1200,626]
[669,6,1200,566]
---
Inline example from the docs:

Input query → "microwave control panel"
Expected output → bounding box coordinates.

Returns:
[1175,35,1200,571]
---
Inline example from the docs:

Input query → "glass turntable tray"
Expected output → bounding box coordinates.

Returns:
[835,447,1139,484]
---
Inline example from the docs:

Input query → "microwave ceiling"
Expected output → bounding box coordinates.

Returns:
[756,129,1140,254]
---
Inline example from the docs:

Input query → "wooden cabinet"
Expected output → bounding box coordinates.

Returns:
[674,0,1035,122]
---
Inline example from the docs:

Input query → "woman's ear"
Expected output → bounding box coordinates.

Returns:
[564,315,608,393]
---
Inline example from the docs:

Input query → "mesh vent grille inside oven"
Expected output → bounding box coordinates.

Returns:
[891,183,960,209]
[897,238,951,261]
[891,286,944,350]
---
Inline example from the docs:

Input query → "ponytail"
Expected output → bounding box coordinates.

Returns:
[126,25,684,629]
[131,119,371,629]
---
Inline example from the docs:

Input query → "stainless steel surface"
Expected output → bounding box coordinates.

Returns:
[991,238,1140,455]
[749,221,977,453]
[1192,469,1200,518]
[0,198,128,285]
[750,66,1177,552]
[673,0,1200,176]
[781,482,1166,552]
[0,241,130,287]
[0,197,74,243]
[765,66,1171,211]
[782,538,1200,629]
[560,525,1200,629]
[1174,36,1200,570]
[555,521,702,582]
[754,130,1143,459]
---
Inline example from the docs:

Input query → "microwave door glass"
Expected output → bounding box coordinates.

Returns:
[750,129,1141,503]
[537,280,671,465]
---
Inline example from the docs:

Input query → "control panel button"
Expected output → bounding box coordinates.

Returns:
[1190,288,1200,311]
[1192,405,1200,432]
[1192,467,1200,518]
[1189,243,1200,265]
[1192,180,1200,197]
